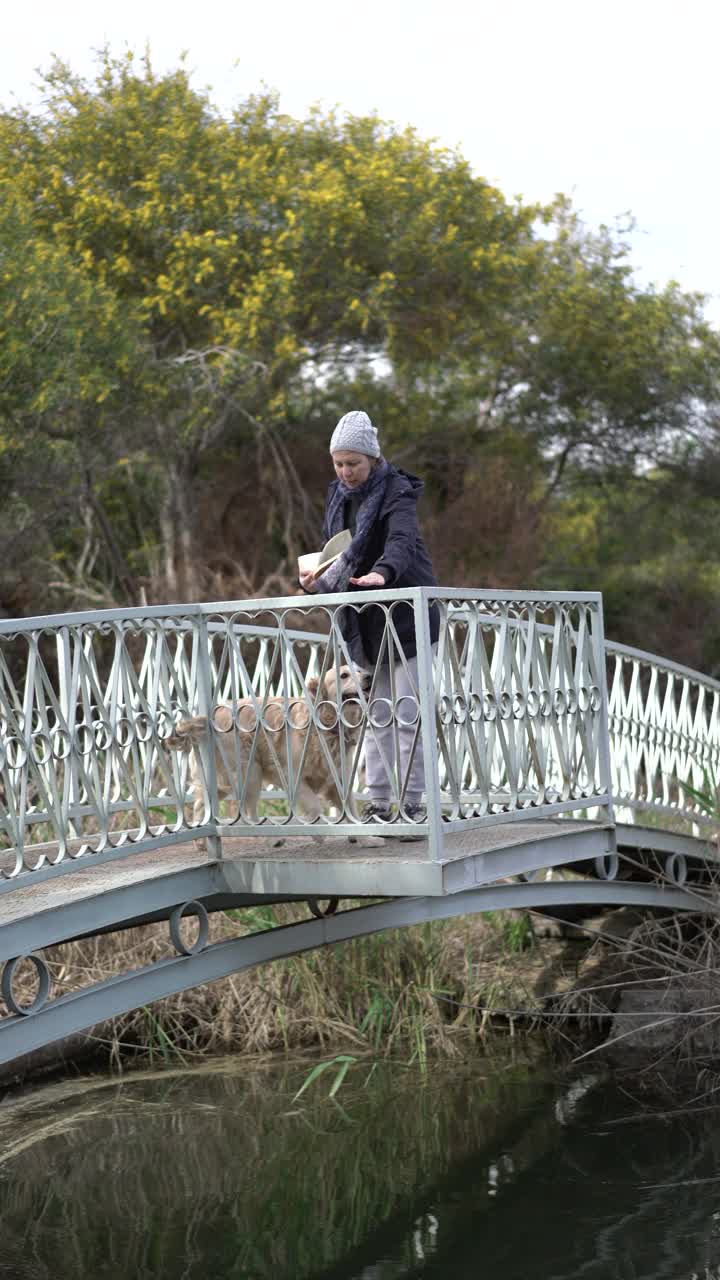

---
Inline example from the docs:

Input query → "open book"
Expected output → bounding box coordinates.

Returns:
[298,529,352,580]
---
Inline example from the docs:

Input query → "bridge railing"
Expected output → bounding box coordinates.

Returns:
[425,591,612,835]
[0,589,614,881]
[606,641,720,833]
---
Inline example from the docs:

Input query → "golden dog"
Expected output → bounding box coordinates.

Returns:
[167,665,370,831]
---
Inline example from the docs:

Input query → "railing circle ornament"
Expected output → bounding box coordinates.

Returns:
[260,707,285,734]
[665,853,688,886]
[237,705,259,734]
[468,692,483,722]
[93,721,113,751]
[313,700,339,732]
[498,692,513,720]
[74,723,95,756]
[395,695,420,728]
[594,852,619,881]
[1,953,52,1016]
[51,727,72,760]
[5,737,28,770]
[134,712,154,743]
[368,697,394,730]
[339,697,364,730]
[453,695,468,724]
[30,733,52,766]
[114,716,135,748]
[308,897,339,919]
[287,701,311,731]
[169,900,210,956]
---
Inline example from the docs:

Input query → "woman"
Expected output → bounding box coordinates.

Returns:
[298,410,439,829]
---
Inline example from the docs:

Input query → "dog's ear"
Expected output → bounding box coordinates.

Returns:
[305,674,321,697]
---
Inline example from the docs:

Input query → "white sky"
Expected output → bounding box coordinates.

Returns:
[5,0,719,323]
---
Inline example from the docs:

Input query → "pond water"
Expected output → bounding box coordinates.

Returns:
[1,1050,719,1280]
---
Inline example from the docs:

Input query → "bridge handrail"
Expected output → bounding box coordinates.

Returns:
[0,586,717,890]
[604,639,720,695]
[603,637,719,833]
[0,609,326,649]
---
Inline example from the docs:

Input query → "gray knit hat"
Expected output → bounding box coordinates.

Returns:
[329,410,381,458]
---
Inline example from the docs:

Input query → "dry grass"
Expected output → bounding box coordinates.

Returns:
[551,885,720,1095]
[3,905,551,1073]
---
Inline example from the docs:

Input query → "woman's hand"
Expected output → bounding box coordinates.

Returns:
[298,570,318,592]
[349,572,386,588]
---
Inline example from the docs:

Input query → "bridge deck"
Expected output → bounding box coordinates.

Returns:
[0,820,612,955]
[2,817,713,965]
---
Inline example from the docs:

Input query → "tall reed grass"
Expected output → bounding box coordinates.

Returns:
[8,905,549,1073]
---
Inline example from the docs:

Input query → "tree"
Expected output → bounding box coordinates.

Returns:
[505,202,720,489]
[0,194,144,608]
[1,51,719,676]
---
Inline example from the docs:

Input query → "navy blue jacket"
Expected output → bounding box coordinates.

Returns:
[322,466,440,665]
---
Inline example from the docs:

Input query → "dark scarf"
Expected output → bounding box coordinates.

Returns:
[314,459,390,595]
[314,459,390,668]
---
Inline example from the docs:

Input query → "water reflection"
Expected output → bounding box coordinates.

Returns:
[0,1054,720,1279]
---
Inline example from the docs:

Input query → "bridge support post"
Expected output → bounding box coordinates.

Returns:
[414,589,444,861]
[196,612,223,862]
[593,595,617,844]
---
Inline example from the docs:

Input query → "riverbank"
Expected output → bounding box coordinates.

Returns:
[2,901,629,1084]
[6,891,719,1090]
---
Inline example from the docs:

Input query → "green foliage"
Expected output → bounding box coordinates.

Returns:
[487,911,535,954]
[678,771,720,822]
[292,1053,359,1102]
[0,49,719,672]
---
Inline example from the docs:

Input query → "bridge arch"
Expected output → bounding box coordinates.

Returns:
[0,587,717,1067]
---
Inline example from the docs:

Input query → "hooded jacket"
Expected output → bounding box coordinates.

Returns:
[322,465,440,664]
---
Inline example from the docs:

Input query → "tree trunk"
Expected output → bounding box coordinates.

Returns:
[158,490,178,601]
[84,473,139,604]
[157,461,198,603]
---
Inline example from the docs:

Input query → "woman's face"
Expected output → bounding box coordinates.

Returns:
[332,451,373,488]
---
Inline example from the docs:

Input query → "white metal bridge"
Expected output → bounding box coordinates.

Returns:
[0,588,718,1068]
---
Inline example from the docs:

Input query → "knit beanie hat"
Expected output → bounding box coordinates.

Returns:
[329,410,381,458]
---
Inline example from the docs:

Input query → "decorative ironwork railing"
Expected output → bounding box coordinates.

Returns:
[0,587,714,888]
[0,590,610,881]
[606,641,720,830]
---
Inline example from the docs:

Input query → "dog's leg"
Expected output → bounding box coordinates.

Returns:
[242,762,262,826]
[192,789,208,853]
[296,782,324,825]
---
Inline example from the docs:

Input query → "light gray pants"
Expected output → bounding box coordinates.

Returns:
[364,654,426,806]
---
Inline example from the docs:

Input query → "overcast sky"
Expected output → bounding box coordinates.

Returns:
[5,0,719,323]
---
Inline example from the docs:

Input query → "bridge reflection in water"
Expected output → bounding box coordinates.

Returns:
[0,588,718,1066]
[1,1059,720,1280]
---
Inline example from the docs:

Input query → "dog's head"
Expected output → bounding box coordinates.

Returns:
[305,665,371,702]
[303,665,371,734]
